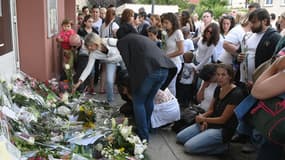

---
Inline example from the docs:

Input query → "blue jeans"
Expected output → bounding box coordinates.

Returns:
[176,124,229,155]
[105,63,117,102]
[132,68,168,141]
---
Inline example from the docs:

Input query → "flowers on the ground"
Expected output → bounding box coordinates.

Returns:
[101,118,147,160]
[0,74,148,159]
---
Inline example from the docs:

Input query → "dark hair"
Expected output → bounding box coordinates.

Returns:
[198,64,217,81]
[92,4,99,9]
[270,13,276,20]
[147,26,159,35]
[203,10,214,17]
[202,23,220,46]
[161,12,180,36]
[107,4,115,8]
[217,63,234,83]
[248,2,261,9]
[82,6,89,13]
[61,18,73,26]
[219,15,235,35]
[139,11,147,19]
[249,8,270,26]
[104,8,116,26]
[81,15,93,28]
[180,11,195,32]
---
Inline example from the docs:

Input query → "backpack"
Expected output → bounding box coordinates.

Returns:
[250,93,285,145]
[171,105,205,133]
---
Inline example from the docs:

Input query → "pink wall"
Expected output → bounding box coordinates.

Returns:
[16,0,76,81]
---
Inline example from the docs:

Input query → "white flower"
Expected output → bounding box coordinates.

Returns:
[7,84,13,91]
[111,118,116,129]
[95,143,103,151]
[120,126,132,138]
[61,92,69,104]
[65,64,70,70]
[27,136,35,145]
[103,119,109,125]
[51,103,57,108]
[161,30,167,36]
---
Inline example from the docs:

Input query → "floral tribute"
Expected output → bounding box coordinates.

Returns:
[0,74,148,160]
[100,118,147,160]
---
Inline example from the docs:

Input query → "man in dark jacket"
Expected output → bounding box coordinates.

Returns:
[116,24,177,141]
[237,8,281,88]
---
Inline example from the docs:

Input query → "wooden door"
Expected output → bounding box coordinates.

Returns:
[0,0,13,55]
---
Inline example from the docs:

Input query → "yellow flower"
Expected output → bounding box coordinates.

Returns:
[119,147,125,152]
[79,106,85,111]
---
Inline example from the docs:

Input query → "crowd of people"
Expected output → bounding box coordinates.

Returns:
[55,2,285,159]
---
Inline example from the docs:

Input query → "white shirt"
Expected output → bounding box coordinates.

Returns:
[240,32,264,82]
[179,63,195,84]
[199,82,217,111]
[194,38,215,71]
[79,39,122,82]
[180,38,195,62]
[92,18,103,32]
[218,24,245,64]
[100,20,119,38]
[165,29,184,66]
[213,34,225,63]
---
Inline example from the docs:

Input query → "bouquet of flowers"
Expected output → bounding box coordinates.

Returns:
[161,30,168,50]
[100,118,147,160]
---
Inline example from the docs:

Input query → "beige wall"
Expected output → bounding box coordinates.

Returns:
[16,0,76,81]
[259,0,285,17]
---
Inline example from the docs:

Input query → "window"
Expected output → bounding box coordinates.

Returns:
[264,0,273,5]
[281,0,285,5]
[0,0,2,17]
[47,0,58,37]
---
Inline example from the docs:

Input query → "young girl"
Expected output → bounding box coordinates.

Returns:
[193,23,220,71]
[76,15,99,94]
[161,12,184,96]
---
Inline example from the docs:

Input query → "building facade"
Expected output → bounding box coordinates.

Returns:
[0,0,77,82]
[257,0,285,17]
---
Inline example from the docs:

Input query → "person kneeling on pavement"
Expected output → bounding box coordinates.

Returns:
[117,70,180,129]
[176,64,245,155]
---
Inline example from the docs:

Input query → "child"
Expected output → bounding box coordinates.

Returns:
[56,19,76,80]
[176,51,195,107]
[147,26,162,48]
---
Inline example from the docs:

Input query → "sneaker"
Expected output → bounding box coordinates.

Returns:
[231,134,249,144]
[241,143,256,153]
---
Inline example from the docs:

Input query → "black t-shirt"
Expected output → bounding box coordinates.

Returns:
[208,86,244,142]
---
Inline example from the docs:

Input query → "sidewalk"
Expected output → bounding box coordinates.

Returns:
[92,89,257,160]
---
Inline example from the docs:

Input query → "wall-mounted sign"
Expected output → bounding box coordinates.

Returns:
[47,0,58,37]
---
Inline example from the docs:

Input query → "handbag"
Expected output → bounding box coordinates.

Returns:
[252,56,276,82]
[250,93,285,145]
